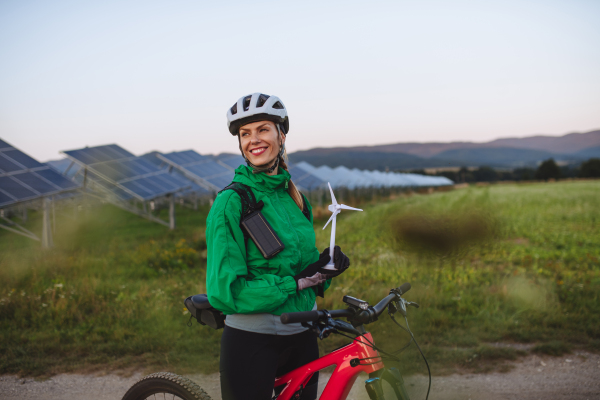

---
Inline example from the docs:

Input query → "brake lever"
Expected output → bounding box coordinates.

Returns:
[301,310,339,340]
[388,298,408,317]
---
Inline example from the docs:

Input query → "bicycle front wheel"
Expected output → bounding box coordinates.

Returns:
[122,372,212,400]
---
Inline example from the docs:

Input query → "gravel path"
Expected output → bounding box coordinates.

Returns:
[1,352,598,400]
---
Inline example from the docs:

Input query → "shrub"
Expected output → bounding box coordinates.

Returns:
[535,159,561,181]
[579,158,600,178]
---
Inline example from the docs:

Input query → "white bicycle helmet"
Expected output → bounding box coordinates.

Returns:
[226,93,289,135]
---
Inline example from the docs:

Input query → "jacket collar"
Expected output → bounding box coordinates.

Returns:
[232,165,291,192]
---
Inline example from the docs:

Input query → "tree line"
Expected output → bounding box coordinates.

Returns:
[406,158,600,183]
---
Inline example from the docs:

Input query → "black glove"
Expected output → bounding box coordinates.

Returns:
[293,251,331,285]
[320,246,350,277]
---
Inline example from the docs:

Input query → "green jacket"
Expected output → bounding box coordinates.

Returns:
[206,165,330,316]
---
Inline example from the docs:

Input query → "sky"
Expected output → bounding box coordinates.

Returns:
[1,0,599,162]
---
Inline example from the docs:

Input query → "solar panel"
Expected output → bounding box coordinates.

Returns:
[287,164,326,191]
[155,150,236,191]
[0,139,11,149]
[215,154,245,170]
[61,144,190,201]
[137,154,212,199]
[0,138,80,207]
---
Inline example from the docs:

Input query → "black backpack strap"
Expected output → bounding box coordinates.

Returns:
[300,193,310,222]
[219,183,264,217]
[219,183,264,242]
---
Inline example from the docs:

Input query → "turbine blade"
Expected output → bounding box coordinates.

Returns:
[323,213,336,230]
[328,182,337,205]
[340,204,363,211]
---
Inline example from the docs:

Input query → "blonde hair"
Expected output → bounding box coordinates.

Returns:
[278,149,304,210]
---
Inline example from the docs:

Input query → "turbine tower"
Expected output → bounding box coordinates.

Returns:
[323,182,363,270]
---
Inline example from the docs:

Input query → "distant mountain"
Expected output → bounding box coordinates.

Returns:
[572,146,600,159]
[433,147,560,167]
[289,148,562,170]
[290,129,600,158]
[289,151,455,171]
[288,129,600,170]
[487,130,600,154]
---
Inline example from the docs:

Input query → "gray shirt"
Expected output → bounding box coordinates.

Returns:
[225,302,317,335]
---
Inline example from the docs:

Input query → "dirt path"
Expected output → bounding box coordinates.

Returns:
[2,352,599,400]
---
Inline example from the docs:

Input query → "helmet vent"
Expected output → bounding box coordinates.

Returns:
[272,101,284,109]
[243,95,252,111]
[230,103,237,115]
[256,94,270,108]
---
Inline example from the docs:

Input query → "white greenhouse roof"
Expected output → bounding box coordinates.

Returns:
[294,162,453,189]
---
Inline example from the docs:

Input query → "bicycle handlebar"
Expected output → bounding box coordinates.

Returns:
[280,283,412,325]
[280,309,354,324]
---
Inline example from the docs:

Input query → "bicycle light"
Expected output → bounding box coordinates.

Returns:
[343,295,369,310]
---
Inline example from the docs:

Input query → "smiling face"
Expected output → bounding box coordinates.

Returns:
[239,121,285,172]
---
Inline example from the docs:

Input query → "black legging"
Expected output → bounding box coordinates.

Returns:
[220,326,319,400]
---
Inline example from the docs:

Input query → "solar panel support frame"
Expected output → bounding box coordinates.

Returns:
[41,197,53,248]
[60,146,191,229]
[84,192,171,228]
[60,153,190,202]
[0,214,40,242]
[168,194,175,230]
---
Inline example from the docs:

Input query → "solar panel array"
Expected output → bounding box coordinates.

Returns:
[0,138,80,207]
[62,144,190,201]
[156,151,327,193]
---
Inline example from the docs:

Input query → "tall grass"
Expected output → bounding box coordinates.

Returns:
[1,181,599,377]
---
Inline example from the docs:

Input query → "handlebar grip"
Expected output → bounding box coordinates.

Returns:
[280,310,319,324]
[397,282,411,295]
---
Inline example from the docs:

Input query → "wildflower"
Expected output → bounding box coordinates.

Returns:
[54,283,63,289]
[42,303,48,307]
[183,307,189,315]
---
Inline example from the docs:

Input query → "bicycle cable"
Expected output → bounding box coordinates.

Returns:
[390,314,431,400]
[332,330,399,364]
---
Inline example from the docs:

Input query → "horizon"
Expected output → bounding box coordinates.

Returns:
[3,126,599,162]
[2,0,599,162]
[33,126,597,164]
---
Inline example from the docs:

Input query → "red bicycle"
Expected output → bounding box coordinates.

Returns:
[122,283,430,400]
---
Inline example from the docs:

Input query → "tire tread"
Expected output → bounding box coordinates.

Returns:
[121,372,212,400]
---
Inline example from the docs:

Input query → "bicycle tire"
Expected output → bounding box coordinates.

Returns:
[122,372,212,400]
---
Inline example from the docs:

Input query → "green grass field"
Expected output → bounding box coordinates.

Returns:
[1,181,599,377]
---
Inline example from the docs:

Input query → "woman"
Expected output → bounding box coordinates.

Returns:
[206,93,350,400]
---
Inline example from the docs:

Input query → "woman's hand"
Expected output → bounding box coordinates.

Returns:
[293,252,330,290]
[320,246,350,277]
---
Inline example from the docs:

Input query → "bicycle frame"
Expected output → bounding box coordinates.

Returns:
[273,332,384,400]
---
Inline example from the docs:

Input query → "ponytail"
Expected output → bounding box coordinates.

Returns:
[279,151,304,210]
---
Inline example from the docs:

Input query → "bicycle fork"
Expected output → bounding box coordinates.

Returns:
[365,367,410,400]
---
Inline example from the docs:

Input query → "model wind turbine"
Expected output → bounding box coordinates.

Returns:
[322,182,363,270]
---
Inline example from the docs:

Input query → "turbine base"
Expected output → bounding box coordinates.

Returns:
[322,263,337,271]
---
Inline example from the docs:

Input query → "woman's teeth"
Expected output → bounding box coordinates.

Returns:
[251,148,266,155]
